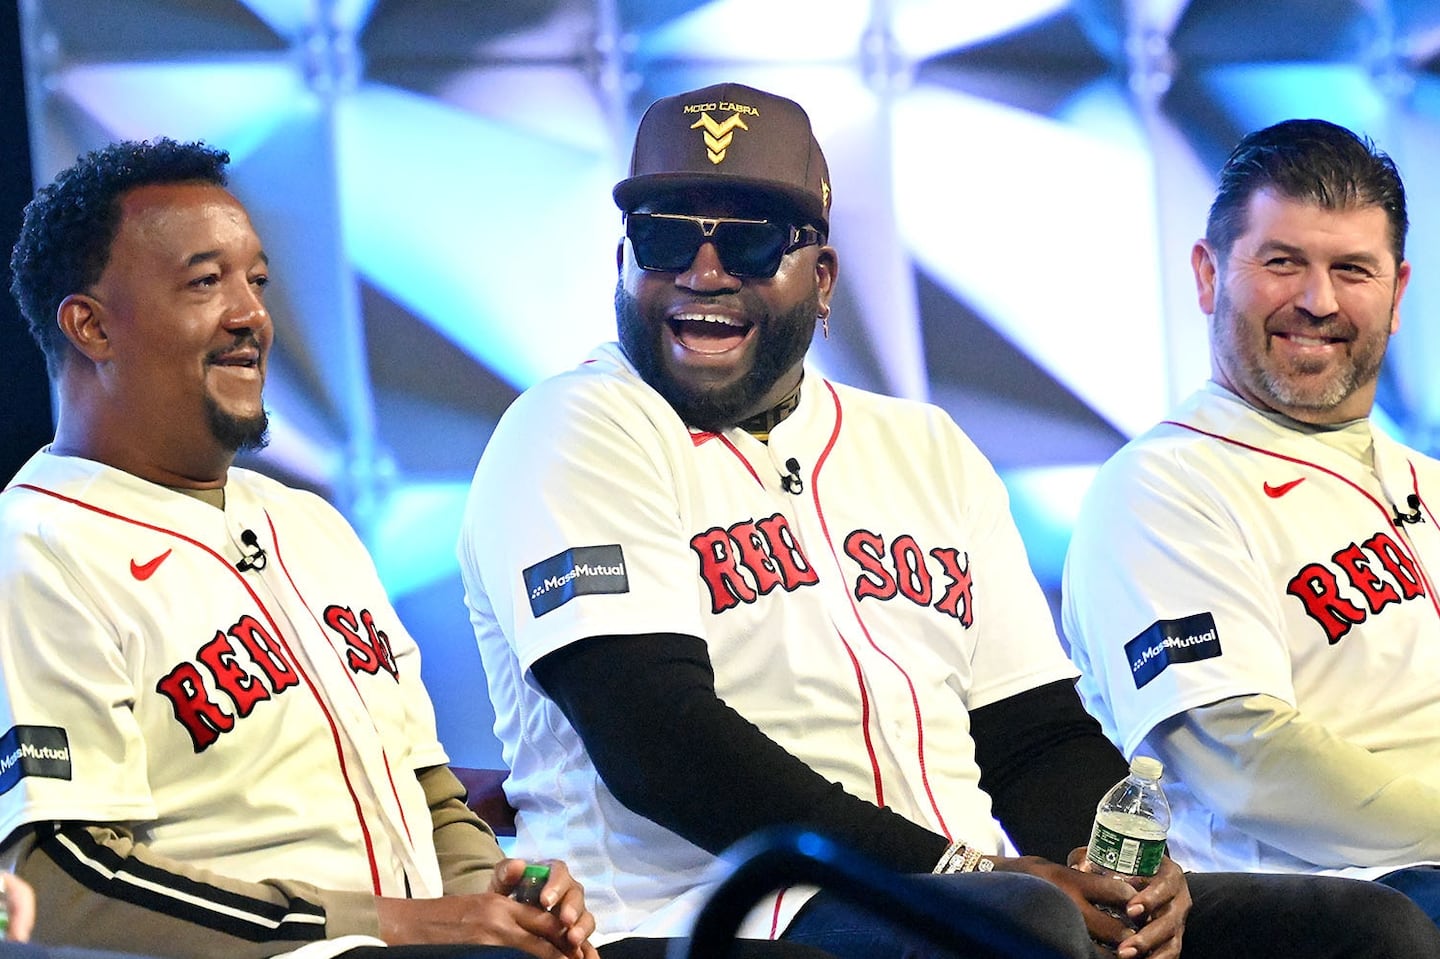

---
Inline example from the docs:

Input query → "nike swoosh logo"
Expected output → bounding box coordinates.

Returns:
[130,549,173,581]
[1263,478,1306,498]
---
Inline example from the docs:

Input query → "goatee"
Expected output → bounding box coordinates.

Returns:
[207,397,270,453]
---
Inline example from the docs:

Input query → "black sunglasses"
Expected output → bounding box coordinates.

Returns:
[625,212,824,279]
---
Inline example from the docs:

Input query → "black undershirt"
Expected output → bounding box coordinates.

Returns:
[971,673,1130,861]
[532,632,1128,869]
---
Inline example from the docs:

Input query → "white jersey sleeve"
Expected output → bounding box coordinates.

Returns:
[461,365,709,675]
[0,521,156,829]
[1062,435,1297,757]
[1153,694,1440,868]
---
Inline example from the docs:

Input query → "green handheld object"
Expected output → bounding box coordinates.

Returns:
[513,863,550,907]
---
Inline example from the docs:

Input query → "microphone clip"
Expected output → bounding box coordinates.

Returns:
[780,457,804,496]
[235,528,269,572]
[1394,494,1425,527]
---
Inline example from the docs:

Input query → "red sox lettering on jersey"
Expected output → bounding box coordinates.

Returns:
[690,513,818,613]
[157,604,400,752]
[845,530,974,626]
[1286,528,1427,644]
[690,513,975,626]
[324,605,401,679]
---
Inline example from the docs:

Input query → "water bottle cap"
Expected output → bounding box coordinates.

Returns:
[1130,756,1163,780]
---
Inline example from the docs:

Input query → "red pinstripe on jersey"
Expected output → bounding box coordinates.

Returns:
[807,382,954,841]
[264,511,418,850]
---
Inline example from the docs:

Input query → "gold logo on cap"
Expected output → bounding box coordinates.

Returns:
[689,112,749,165]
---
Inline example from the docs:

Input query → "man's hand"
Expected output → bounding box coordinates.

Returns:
[376,858,598,959]
[491,858,596,956]
[989,851,1190,959]
[2,873,36,942]
[1068,850,1191,959]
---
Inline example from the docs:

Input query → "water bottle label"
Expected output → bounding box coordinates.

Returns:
[1087,822,1165,877]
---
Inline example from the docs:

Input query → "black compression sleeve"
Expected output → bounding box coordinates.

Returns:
[969,678,1130,863]
[531,632,949,872]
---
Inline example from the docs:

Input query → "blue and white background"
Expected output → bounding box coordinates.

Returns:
[16,0,1440,766]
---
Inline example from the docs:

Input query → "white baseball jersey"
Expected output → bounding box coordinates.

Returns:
[1062,384,1440,876]
[0,450,448,909]
[459,342,1077,942]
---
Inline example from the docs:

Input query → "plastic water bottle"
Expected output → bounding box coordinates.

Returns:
[1086,756,1170,880]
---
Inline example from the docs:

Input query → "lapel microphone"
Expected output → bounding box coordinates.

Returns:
[1393,493,1424,526]
[235,528,269,572]
[780,458,804,495]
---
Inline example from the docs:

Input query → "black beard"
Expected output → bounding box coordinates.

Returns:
[206,396,270,454]
[615,282,818,433]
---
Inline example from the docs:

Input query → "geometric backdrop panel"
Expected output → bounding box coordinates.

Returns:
[18,0,1440,766]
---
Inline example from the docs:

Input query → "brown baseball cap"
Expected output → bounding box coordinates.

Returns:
[613,82,832,231]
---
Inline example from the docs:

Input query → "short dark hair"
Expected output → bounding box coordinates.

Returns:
[9,138,231,375]
[1205,119,1408,265]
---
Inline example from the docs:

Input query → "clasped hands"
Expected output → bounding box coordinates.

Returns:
[376,857,599,959]
[991,850,1191,959]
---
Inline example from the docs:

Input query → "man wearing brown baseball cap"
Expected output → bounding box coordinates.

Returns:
[459,82,1440,958]
[613,82,832,233]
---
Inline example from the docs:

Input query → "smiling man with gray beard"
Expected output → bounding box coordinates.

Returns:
[1064,118,1440,930]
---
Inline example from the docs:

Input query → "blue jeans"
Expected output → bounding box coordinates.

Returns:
[781,871,1093,959]
[779,870,1440,959]
[1377,865,1440,925]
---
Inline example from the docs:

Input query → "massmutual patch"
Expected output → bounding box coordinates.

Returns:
[0,725,72,795]
[1126,612,1222,689]
[525,545,629,618]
